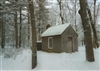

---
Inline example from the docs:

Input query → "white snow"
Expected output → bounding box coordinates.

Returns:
[0,46,100,71]
[5,1,11,4]
[0,48,32,70]
[34,47,100,70]
[41,23,70,37]
[37,41,42,43]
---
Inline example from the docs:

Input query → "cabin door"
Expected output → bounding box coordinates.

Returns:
[67,37,73,53]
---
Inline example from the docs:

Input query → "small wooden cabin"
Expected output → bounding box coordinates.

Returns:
[41,24,78,53]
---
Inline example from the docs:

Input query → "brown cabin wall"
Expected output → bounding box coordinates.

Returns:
[61,25,78,52]
[42,37,48,51]
[73,37,78,51]
[42,35,62,53]
[53,35,62,53]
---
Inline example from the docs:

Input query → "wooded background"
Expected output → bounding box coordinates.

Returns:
[0,0,100,69]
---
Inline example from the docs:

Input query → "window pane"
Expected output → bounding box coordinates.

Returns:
[48,37,53,49]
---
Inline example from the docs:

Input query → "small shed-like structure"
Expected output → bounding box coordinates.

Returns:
[41,24,78,53]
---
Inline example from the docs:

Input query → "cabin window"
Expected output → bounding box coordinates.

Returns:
[48,37,53,49]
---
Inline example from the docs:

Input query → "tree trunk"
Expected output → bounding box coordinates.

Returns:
[28,10,30,47]
[19,7,22,47]
[0,2,5,48]
[75,0,77,32]
[87,8,99,48]
[15,12,18,48]
[1,16,5,48]
[79,0,95,62]
[57,0,64,24]
[92,0,99,48]
[94,0,96,25]
[0,24,1,47]
[28,0,37,69]
[38,11,41,41]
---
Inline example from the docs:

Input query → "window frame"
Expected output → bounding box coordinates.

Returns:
[48,37,53,49]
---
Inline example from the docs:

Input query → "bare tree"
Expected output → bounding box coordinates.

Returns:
[35,0,49,41]
[74,0,77,32]
[0,1,5,48]
[87,7,99,48]
[94,0,96,25]
[28,7,30,47]
[0,7,1,47]
[92,0,99,48]
[70,0,78,32]
[87,0,100,48]
[79,0,95,62]
[19,6,22,47]
[14,11,18,48]
[57,0,64,24]
[1,16,5,48]
[14,0,19,48]
[28,0,37,69]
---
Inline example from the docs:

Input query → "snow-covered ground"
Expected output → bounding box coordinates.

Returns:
[34,47,100,71]
[0,46,100,71]
[0,48,32,70]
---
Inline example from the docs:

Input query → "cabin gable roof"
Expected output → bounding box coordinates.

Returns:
[41,23,77,37]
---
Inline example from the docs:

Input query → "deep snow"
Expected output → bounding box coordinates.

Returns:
[0,46,100,71]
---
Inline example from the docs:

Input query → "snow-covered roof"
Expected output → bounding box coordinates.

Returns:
[41,23,70,37]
